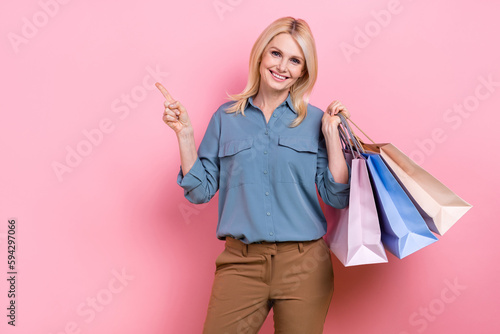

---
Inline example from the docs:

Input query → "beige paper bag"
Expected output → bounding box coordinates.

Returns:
[380,144,472,235]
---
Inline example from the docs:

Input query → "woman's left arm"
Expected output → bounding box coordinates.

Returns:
[321,100,350,184]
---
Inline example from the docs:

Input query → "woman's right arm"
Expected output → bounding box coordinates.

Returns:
[156,82,220,204]
[176,128,197,177]
[156,82,198,176]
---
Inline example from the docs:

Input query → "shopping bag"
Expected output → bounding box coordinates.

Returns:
[379,144,472,235]
[324,116,388,266]
[365,152,438,259]
[346,118,471,237]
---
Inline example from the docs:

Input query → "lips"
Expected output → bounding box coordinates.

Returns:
[270,70,288,81]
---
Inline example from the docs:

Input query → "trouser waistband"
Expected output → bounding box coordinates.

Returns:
[225,236,322,257]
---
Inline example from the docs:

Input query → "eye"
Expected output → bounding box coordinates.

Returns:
[271,51,281,57]
[291,58,301,65]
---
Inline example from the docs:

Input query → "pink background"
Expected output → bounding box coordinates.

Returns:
[1,0,499,333]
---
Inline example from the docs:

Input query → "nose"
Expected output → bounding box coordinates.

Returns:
[277,59,287,72]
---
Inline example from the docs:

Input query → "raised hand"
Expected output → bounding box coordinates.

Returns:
[322,100,351,137]
[156,82,193,135]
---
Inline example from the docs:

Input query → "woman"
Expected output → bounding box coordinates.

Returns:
[157,16,351,334]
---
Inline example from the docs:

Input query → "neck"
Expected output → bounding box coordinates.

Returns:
[253,86,289,113]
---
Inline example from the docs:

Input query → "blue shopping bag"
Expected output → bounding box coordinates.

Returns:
[364,153,438,259]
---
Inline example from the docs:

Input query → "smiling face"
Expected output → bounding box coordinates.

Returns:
[258,32,306,94]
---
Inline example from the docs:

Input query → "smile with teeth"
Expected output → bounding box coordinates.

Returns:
[270,70,288,81]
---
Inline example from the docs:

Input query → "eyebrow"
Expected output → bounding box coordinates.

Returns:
[269,46,304,61]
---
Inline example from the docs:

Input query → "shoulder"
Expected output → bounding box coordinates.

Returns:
[204,100,237,125]
[210,100,239,119]
[219,100,236,110]
[215,100,237,113]
[294,102,324,128]
[306,102,325,119]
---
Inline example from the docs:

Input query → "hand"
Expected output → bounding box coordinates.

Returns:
[156,82,192,135]
[321,100,351,136]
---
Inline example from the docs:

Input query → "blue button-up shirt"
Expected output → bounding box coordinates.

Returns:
[177,94,350,244]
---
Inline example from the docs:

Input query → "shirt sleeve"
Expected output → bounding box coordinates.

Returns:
[315,130,351,209]
[176,109,221,204]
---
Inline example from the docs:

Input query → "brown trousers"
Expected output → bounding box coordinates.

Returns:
[203,236,334,334]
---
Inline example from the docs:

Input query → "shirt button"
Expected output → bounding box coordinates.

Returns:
[265,130,269,135]
[263,170,268,174]
[266,212,271,216]
[265,191,269,196]
[264,150,268,154]
[273,114,277,117]
[269,232,274,236]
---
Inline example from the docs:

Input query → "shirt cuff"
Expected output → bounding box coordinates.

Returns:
[176,157,204,191]
[325,164,351,192]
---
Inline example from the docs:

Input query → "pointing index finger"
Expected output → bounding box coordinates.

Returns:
[155,82,174,103]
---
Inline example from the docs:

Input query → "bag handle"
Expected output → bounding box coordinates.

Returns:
[338,123,355,155]
[340,115,364,153]
[343,117,383,153]
[347,118,376,144]
[338,124,350,151]
[338,114,366,159]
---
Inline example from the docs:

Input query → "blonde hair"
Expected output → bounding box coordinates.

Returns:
[225,17,318,127]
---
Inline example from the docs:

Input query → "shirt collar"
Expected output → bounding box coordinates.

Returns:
[247,93,297,114]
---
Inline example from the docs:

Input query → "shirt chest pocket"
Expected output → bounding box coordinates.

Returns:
[218,138,256,189]
[277,135,318,184]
